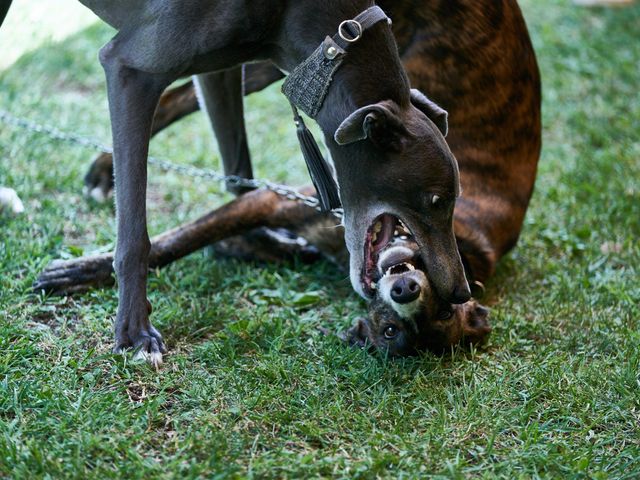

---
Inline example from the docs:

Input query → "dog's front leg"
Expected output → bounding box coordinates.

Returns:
[100,43,173,366]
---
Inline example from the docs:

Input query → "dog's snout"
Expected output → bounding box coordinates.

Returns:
[451,284,471,304]
[390,277,421,304]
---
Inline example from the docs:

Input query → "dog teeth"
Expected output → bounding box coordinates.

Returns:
[370,281,377,290]
[373,222,382,233]
[384,262,415,277]
[394,220,412,238]
[372,232,378,243]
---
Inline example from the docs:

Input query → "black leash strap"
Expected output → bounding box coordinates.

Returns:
[282,6,391,211]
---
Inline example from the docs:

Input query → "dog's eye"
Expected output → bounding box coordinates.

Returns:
[425,193,445,209]
[383,325,398,340]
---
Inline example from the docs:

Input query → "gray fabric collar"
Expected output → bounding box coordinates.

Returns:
[280,6,392,212]
[282,6,391,118]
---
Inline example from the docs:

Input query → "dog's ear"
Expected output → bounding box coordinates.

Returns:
[334,102,410,152]
[340,317,372,348]
[462,303,492,346]
[409,89,448,137]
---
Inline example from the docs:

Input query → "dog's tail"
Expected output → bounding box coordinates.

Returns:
[0,0,13,28]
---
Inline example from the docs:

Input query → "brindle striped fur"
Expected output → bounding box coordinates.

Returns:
[387,0,541,282]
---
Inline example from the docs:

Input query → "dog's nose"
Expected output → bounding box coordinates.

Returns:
[451,285,471,304]
[390,277,421,304]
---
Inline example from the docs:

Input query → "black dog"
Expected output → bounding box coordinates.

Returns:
[80,0,541,357]
[1,1,470,365]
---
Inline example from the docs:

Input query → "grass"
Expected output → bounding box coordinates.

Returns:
[0,0,639,477]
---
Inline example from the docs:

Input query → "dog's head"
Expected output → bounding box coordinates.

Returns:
[341,235,491,356]
[329,89,471,307]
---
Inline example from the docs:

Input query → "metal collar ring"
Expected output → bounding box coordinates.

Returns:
[338,19,363,42]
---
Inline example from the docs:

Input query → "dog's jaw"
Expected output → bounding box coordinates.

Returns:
[343,206,387,299]
[378,272,428,321]
[376,244,429,321]
[344,208,415,299]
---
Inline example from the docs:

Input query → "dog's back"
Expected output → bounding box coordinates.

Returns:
[386,0,541,283]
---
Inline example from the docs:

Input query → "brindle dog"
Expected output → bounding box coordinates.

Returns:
[77,0,540,354]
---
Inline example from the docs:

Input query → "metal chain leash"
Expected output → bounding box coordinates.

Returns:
[0,109,343,219]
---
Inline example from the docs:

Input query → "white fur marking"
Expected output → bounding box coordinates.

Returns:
[380,284,423,319]
[90,186,108,203]
[133,349,163,368]
[193,75,214,123]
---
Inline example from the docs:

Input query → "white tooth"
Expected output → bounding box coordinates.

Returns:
[370,282,377,290]
[373,222,382,233]
[394,229,399,236]
[400,235,408,240]
[407,263,415,271]
[372,232,378,243]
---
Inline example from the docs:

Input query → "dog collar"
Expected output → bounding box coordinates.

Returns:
[282,6,392,212]
[282,6,392,118]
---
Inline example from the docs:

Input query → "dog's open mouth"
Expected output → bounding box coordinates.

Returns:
[362,214,416,295]
[384,262,415,276]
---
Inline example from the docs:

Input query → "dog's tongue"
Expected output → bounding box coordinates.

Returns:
[372,214,396,253]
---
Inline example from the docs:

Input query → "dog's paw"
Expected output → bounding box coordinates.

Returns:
[115,325,167,369]
[33,254,115,295]
[460,300,492,347]
[339,317,377,351]
[0,187,25,215]
[132,348,164,369]
[83,153,114,203]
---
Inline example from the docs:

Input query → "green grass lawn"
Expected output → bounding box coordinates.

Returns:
[1,0,639,478]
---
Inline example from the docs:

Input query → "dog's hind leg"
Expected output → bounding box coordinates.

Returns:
[243,62,285,94]
[35,187,331,295]
[98,41,177,367]
[194,68,254,195]
[84,61,284,202]
[84,81,200,202]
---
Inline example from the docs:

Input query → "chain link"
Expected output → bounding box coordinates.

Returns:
[0,109,343,219]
